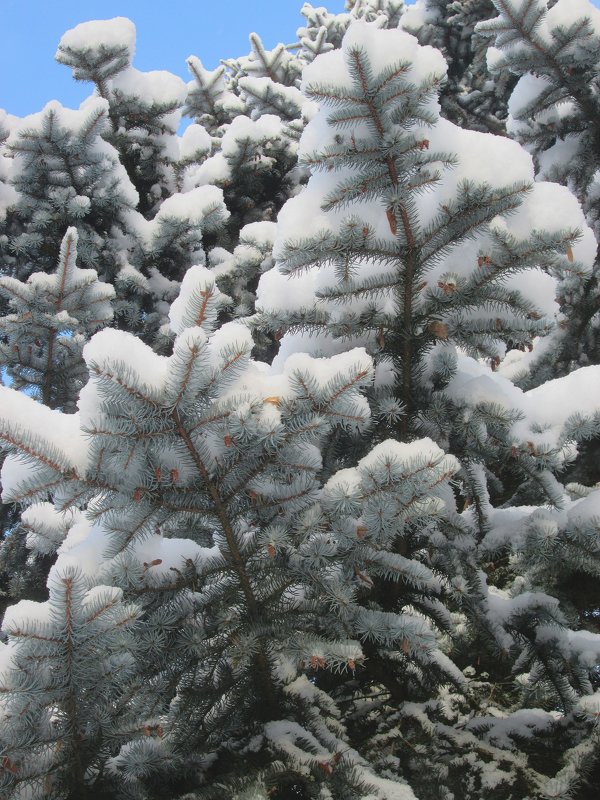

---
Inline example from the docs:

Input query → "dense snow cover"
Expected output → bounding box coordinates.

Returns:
[482,484,600,556]
[57,16,136,61]
[257,23,596,361]
[20,502,82,557]
[0,386,89,500]
[6,97,140,209]
[178,123,212,161]
[188,113,290,189]
[168,264,224,335]
[445,354,600,456]
[490,0,600,174]
[51,515,216,586]
[0,111,18,219]
[123,184,229,250]
[2,7,600,799]
[111,67,186,110]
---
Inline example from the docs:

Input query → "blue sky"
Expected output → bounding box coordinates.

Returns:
[2,0,600,119]
[1,0,346,117]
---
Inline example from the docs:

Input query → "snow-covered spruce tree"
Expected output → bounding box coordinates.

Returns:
[0,264,471,798]
[348,0,406,27]
[297,4,353,55]
[1,6,599,799]
[255,21,600,797]
[256,21,595,501]
[0,113,22,617]
[55,18,189,218]
[184,4,404,243]
[0,19,236,351]
[370,371,600,799]
[0,227,114,411]
[0,567,139,800]
[477,2,600,679]
[477,0,600,381]
[207,221,278,361]
[183,112,299,238]
[0,16,261,620]
[0,98,138,285]
[52,18,236,343]
[0,227,114,614]
[222,32,304,123]
[184,56,245,135]
[299,1,406,55]
[209,221,277,320]
[401,0,517,134]
[0,26,240,672]
[122,184,231,347]
[185,40,304,240]
[0,111,17,266]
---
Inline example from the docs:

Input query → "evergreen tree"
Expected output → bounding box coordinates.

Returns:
[298,1,406,58]
[0,97,138,284]
[0,265,466,799]
[402,0,516,134]
[0,568,139,800]
[185,113,298,236]
[56,18,188,217]
[477,0,600,380]
[185,36,305,242]
[256,20,600,797]
[184,56,245,135]
[223,33,304,122]
[0,111,17,251]
[0,228,114,614]
[0,227,114,411]
[1,4,600,799]
[256,21,594,496]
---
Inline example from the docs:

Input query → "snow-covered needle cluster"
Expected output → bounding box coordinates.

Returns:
[1,2,600,798]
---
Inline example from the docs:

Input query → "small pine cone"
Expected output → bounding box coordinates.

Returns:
[437,280,456,295]
[428,321,449,339]
[386,207,397,235]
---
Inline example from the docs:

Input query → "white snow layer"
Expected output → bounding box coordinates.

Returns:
[179,123,212,160]
[445,355,600,455]
[168,264,221,335]
[0,386,89,500]
[357,437,459,477]
[301,22,448,98]
[7,98,140,209]
[547,0,600,39]
[57,17,136,61]
[81,327,170,406]
[124,185,228,249]
[259,23,596,347]
[2,599,53,631]
[188,114,287,189]
[155,185,227,227]
[111,67,187,109]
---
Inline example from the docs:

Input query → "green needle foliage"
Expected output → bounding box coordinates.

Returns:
[0,5,600,800]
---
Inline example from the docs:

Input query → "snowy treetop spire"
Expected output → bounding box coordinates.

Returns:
[56,17,136,84]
